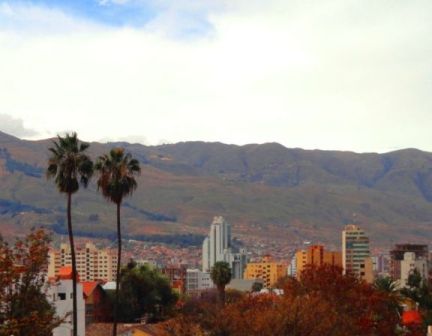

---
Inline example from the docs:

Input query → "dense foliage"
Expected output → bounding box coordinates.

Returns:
[0,229,62,336]
[109,261,178,323]
[165,265,404,336]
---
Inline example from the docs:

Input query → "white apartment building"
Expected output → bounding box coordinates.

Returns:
[48,242,118,282]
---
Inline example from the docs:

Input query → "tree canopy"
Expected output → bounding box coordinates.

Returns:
[166,264,402,336]
[0,229,62,336]
[107,261,178,323]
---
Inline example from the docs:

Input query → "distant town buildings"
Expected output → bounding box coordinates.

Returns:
[390,244,428,283]
[342,224,373,283]
[389,244,429,288]
[48,242,118,282]
[202,216,248,279]
[161,264,187,294]
[295,244,342,279]
[372,254,390,277]
[244,255,287,288]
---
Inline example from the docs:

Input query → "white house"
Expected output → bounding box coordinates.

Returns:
[47,267,86,336]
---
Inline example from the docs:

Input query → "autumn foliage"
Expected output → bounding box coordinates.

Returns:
[0,229,62,336]
[164,265,402,336]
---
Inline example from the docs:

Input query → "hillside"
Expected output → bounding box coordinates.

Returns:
[1,130,432,246]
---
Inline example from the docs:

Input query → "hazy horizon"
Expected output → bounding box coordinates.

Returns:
[1,128,430,155]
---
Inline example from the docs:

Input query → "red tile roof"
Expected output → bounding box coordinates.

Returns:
[58,266,80,281]
[82,281,99,298]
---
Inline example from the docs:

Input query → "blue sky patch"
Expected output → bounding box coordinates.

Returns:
[20,0,158,27]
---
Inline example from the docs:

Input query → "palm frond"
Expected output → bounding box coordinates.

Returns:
[46,132,93,194]
[95,147,140,204]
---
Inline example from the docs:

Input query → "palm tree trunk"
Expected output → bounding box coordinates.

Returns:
[113,202,122,336]
[67,192,78,336]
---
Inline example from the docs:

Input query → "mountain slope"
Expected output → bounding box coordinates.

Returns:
[1,130,432,245]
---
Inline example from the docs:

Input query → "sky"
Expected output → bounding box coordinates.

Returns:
[0,0,431,153]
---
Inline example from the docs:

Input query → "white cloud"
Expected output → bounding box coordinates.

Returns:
[0,0,431,152]
[0,113,38,137]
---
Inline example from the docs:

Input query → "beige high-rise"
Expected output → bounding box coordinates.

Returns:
[48,242,118,282]
[342,224,373,283]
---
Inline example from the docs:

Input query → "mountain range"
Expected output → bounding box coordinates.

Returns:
[1,130,432,247]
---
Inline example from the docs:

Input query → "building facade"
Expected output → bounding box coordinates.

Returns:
[161,265,187,294]
[47,267,86,336]
[400,252,428,288]
[244,255,287,288]
[185,269,214,294]
[48,242,118,282]
[202,216,248,279]
[390,244,428,281]
[288,255,297,277]
[342,224,373,283]
[295,245,342,279]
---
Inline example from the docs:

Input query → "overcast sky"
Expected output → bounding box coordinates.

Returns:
[0,0,431,153]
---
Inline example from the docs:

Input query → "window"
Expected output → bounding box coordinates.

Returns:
[58,293,66,300]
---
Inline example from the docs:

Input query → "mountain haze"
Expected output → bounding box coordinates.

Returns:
[1,130,432,246]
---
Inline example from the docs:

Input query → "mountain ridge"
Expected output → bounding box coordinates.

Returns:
[1,130,432,246]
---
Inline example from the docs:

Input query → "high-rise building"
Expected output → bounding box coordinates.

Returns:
[342,224,373,283]
[244,255,287,288]
[48,242,118,282]
[202,216,248,278]
[372,254,390,277]
[295,245,342,279]
[390,244,428,281]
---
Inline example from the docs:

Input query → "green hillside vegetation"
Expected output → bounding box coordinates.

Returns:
[1,130,432,245]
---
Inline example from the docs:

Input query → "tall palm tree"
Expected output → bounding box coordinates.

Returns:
[47,132,93,336]
[95,148,140,336]
[210,261,232,306]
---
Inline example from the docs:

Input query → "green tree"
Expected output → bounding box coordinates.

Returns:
[210,261,232,306]
[374,276,399,294]
[0,229,62,336]
[106,261,177,323]
[251,281,263,292]
[401,268,432,331]
[95,148,140,336]
[46,132,93,336]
